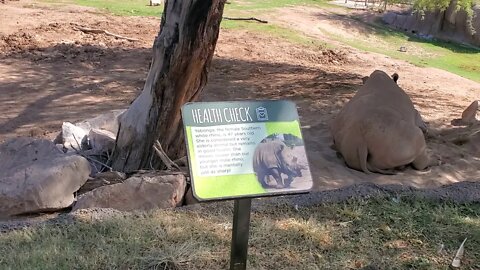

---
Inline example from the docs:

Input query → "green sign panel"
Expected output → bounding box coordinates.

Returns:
[182,100,313,201]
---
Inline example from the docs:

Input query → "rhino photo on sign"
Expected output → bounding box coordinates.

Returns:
[253,134,311,191]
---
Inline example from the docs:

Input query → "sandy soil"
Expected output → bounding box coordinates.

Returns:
[0,1,479,197]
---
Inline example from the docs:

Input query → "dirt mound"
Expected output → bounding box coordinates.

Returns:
[319,49,348,64]
[433,123,480,158]
[0,20,153,68]
[288,47,348,65]
[0,22,72,54]
[0,32,39,53]
[23,43,114,63]
[215,30,348,67]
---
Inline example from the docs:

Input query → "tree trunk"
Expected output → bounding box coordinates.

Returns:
[110,0,226,173]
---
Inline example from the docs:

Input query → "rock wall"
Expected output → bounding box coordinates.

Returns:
[383,3,480,47]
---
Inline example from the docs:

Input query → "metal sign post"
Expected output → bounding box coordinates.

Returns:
[229,198,252,270]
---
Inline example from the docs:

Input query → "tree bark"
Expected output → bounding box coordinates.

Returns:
[110,0,226,173]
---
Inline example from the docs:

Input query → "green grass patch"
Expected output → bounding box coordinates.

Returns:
[39,0,334,17]
[1,198,479,269]
[37,0,480,81]
[42,0,164,17]
[322,16,480,82]
[225,0,336,10]
[221,19,330,48]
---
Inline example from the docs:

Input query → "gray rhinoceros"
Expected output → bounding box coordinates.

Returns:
[330,70,429,174]
[253,140,306,189]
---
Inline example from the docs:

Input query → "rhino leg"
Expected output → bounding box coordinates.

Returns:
[283,164,306,187]
[415,110,428,134]
[358,144,398,175]
[264,175,276,186]
[269,168,285,188]
[412,150,429,170]
[361,76,370,84]
[256,171,270,188]
[284,174,294,188]
[358,144,372,174]
[367,163,397,175]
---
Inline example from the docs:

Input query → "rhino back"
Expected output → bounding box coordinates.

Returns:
[335,74,417,131]
[253,141,284,171]
[361,71,417,120]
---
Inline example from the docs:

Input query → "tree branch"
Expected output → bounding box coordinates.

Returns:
[73,26,140,41]
[153,140,181,171]
[223,17,268,23]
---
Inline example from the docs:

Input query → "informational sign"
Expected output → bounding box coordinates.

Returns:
[182,100,313,201]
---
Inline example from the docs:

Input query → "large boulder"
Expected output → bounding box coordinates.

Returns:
[73,172,186,211]
[0,138,90,217]
[77,171,127,195]
[54,109,125,152]
[88,128,116,153]
[75,109,125,134]
[60,121,89,151]
[53,110,125,175]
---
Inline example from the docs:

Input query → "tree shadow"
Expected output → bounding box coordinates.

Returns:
[3,38,479,196]
[0,44,151,141]
[205,57,361,127]
[0,42,361,142]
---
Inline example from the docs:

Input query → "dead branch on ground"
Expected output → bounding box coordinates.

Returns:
[73,26,139,41]
[153,140,181,171]
[71,145,114,172]
[223,17,268,23]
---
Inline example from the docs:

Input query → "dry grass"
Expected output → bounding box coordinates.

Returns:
[0,197,479,269]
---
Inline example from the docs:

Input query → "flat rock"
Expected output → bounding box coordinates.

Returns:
[88,128,116,153]
[0,137,90,217]
[73,172,186,211]
[59,121,88,151]
[77,171,127,195]
[76,109,125,134]
[54,110,125,151]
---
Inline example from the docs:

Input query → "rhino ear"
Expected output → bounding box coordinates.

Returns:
[391,73,399,83]
[361,76,369,84]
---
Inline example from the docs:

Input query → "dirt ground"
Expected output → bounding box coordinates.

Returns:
[1,1,479,197]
